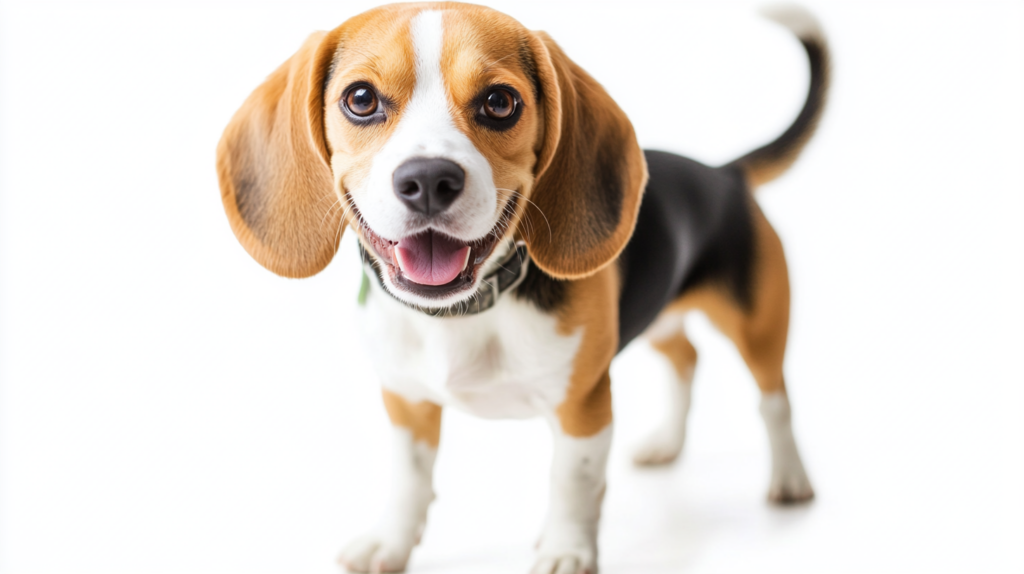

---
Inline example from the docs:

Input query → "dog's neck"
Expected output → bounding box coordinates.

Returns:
[359,242,531,318]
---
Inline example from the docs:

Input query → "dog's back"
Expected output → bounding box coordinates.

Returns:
[619,154,752,347]
[618,5,830,349]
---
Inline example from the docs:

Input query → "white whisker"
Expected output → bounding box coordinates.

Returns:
[495,187,552,242]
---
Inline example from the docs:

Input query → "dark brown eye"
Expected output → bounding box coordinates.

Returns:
[483,88,515,119]
[346,87,378,117]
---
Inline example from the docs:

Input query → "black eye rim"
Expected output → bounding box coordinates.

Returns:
[473,84,524,132]
[340,82,388,125]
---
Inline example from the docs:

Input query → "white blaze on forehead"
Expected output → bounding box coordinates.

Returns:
[352,9,497,243]
[410,10,445,101]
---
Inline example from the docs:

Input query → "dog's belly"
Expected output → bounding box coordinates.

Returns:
[360,280,583,419]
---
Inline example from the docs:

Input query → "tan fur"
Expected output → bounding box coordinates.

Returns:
[650,332,698,383]
[664,201,790,393]
[216,29,345,278]
[554,265,619,437]
[381,389,443,447]
[744,156,801,190]
[741,124,824,188]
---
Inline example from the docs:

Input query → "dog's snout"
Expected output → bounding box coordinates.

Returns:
[393,158,465,216]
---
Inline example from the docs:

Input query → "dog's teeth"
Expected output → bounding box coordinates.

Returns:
[394,246,405,273]
[461,248,471,272]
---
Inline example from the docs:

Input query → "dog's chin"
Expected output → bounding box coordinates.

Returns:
[358,220,508,308]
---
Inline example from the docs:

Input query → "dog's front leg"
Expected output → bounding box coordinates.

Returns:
[533,372,613,574]
[340,389,441,573]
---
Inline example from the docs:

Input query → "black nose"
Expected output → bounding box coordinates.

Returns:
[392,157,465,216]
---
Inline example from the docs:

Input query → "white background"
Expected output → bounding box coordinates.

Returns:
[1,1,1022,573]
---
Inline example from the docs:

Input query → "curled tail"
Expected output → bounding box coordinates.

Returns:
[729,4,831,188]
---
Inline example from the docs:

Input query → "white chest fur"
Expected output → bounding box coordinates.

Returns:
[358,274,582,419]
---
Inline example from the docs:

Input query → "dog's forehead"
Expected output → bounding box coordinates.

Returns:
[440,7,537,101]
[329,3,535,99]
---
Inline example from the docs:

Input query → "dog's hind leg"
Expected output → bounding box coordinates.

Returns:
[339,390,442,573]
[633,312,697,466]
[734,207,813,504]
[672,205,814,504]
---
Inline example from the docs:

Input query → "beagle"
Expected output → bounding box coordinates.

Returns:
[216,3,830,573]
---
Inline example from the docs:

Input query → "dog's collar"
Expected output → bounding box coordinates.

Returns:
[359,241,531,318]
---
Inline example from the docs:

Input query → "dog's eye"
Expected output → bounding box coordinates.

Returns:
[474,86,521,131]
[346,87,378,117]
[482,89,515,120]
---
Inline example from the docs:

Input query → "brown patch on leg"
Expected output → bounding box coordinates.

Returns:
[668,202,790,393]
[554,266,618,437]
[381,390,443,447]
[556,370,613,438]
[632,319,698,466]
[650,329,698,383]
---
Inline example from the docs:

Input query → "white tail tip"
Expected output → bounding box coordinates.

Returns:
[759,3,824,41]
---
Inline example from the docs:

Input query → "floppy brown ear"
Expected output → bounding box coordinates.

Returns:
[216,30,344,278]
[523,32,648,280]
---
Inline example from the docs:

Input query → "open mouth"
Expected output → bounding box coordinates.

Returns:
[356,200,515,300]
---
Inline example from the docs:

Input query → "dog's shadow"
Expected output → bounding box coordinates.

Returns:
[408,460,813,574]
[601,461,815,573]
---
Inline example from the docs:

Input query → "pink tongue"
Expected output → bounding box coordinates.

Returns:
[394,230,471,286]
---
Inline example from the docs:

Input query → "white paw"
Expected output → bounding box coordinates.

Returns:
[531,528,597,574]
[632,425,685,466]
[767,463,814,505]
[338,532,416,573]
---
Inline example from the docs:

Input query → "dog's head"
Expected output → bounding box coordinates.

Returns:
[217,2,646,308]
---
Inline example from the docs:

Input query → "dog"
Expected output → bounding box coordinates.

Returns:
[216,3,829,572]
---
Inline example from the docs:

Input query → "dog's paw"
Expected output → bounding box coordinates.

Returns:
[531,526,597,574]
[631,425,685,466]
[338,532,415,573]
[767,464,815,505]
